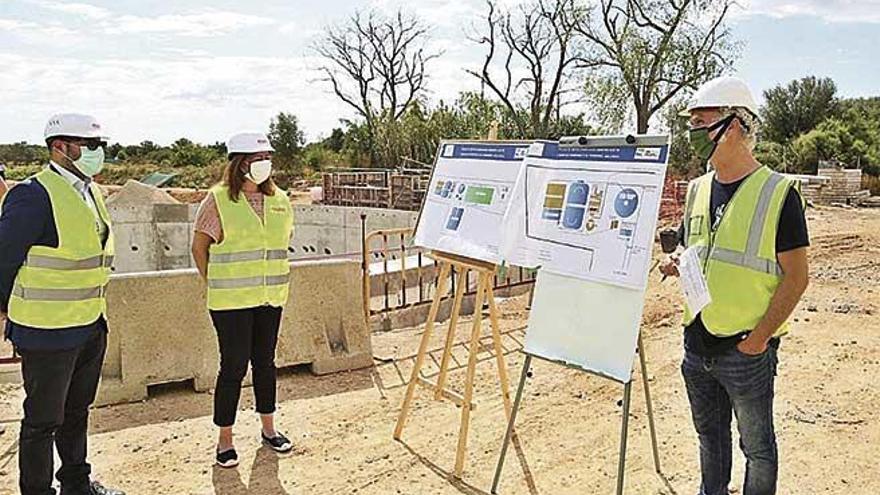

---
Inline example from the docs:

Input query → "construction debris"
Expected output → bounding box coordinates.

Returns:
[799,161,871,206]
[321,168,430,211]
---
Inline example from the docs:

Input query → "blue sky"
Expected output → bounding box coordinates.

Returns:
[0,0,878,145]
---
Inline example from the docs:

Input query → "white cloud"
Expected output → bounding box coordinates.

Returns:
[0,51,350,144]
[742,0,880,23]
[0,17,77,37]
[30,1,112,20]
[106,10,277,37]
[24,2,277,38]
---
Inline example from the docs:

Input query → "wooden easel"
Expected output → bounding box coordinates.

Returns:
[394,250,514,478]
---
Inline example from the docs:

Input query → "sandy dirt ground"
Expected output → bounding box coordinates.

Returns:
[0,206,878,495]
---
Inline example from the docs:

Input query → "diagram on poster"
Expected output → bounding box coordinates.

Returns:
[413,141,530,263]
[501,137,669,290]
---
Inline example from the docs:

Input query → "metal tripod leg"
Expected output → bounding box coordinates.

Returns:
[616,381,633,495]
[637,331,662,473]
[491,354,532,494]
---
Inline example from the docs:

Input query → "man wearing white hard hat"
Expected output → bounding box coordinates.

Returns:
[191,132,295,468]
[0,114,124,495]
[661,77,809,494]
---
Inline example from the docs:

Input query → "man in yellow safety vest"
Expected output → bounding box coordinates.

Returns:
[662,77,810,495]
[0,114,124,495]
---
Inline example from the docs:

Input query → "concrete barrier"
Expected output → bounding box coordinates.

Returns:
[97,259,373,406]
[107,190,418,273]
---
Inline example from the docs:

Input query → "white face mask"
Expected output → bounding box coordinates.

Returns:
[246,159,272,184]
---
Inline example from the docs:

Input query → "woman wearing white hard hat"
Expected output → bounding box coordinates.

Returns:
[191,132,295,468]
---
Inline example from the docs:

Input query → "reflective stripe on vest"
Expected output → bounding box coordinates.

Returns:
[207,274,290,290]
[682,166,795,337]
[206,185,294,311]
[209,249,289,264]
[7,168,114,329]
[12,285,103,301]
[24,253,115,270]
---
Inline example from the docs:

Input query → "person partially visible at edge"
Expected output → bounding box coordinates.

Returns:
[0,114,124,495]
[660,76,810,495]
[0,162,8,199]
[191,132,296,468]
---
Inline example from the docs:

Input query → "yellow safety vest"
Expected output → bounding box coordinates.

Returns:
[682,166,802,338]
[6,168,114,329]
[207,185,293,311]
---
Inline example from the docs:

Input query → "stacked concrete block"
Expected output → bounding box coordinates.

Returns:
[290,205,418,260]
[800,166,865,205]
[105,181,196,273]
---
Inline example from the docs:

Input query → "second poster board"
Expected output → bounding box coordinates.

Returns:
[502,136,669,290]
[511,135,670,382]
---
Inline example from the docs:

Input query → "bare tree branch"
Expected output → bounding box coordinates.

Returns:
[312,8,440,164]
[576,0,739,133]
[468,0,588,138]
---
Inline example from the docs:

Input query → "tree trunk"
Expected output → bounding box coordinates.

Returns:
[636,106,650,135]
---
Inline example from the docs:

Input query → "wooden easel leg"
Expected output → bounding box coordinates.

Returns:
[454,274,489,478]
[434,267,469,400]
[394,262,452,440]
[638,331,662,474]
[487,284,513,419]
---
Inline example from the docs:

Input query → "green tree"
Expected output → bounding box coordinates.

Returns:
[578,0,740,133]
[322,128,346,153]
[761,76,838,144]
[268,112,305,173]
[790,120,846,173]
[169,138,222,167]
[753,141,788,172]
[662,100,703,177]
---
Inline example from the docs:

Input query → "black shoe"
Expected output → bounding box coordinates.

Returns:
[261,431,293,453]
[216,448,239,468]
[88,481,125,495]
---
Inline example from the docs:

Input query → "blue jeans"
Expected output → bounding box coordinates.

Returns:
[681,341,779,495]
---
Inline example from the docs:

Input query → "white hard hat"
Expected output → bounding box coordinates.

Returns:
[680,76,760,118]
[226,132,274,156]
[44,113,108,141]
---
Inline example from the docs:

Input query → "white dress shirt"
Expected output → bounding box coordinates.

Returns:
[49,161,108,243]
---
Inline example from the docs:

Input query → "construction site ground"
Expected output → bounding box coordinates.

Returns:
[0,206,878,494]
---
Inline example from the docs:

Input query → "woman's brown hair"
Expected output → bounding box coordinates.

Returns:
[222,154,276,202]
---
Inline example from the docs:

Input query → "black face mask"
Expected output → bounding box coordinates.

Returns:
[688,115,738,162]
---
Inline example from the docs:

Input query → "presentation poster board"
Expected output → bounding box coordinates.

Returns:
[524,271,647,382]
[509,135,670,382]
[413,141,530,264]
[501,137,669,290]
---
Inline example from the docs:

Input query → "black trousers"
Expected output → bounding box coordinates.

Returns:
[210,305,282,427]
[18,329,107,495]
